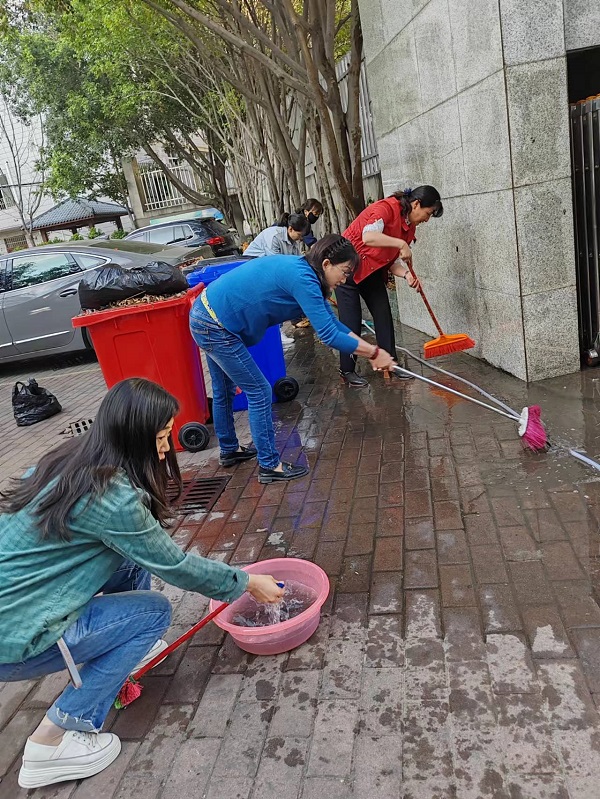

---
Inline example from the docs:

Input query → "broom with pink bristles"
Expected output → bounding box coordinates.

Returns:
[391,365,547,451]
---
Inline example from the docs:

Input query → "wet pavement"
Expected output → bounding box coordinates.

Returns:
[1,321,600,798]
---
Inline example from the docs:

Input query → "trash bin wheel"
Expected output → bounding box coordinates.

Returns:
[178,422,210,452]
[273,377,299,402]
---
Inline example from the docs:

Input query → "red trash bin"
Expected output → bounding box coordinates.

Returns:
[72,284,210,452]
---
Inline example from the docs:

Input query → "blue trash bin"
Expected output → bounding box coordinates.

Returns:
[186,257,299,410]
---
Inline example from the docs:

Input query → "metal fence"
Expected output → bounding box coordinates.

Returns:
[570,97,600,361]
[336,54,380,179]
[138,161,199,211]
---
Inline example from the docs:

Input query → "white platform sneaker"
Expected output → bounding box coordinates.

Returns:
[18,730,121,788]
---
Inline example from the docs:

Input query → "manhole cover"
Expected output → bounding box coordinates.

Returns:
[167,475,231,514]
[61,418,95,437]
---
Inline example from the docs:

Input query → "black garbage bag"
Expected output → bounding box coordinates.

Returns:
[78,261,188,310]
[12,379,62,427]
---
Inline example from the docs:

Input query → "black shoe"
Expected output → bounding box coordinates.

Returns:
[258,462,309,484]
[219,445,258,467]
[384,367,414,381]
[340,370,369,388]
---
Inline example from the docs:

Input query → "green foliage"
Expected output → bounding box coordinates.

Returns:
[69,232,84,240]
[110,229,127,239]
[87,226,101,238]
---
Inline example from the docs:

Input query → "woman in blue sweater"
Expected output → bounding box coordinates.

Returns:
[0,378,283,789]
[190,234,395,483]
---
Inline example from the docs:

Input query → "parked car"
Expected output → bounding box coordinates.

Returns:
[124,217,241,257]
[0,240,210,364]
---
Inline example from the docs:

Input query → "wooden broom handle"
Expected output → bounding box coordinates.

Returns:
[404,260,444,337]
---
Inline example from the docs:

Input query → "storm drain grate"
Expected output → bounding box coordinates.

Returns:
[61,418,95,437]
[167,475,231,514]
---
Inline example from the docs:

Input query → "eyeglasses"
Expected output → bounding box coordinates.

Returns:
[335,264,353,278]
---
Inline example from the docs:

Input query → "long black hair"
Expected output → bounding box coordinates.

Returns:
[275,212,310,234]
[391,185,443,218]
[306,233,359,297]
[0,378,182,540]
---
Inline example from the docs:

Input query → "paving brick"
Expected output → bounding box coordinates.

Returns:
[541,541,585,581]
[434,500,463,531]
[405,517,435,549]
[496,692,561,773]
[402,700,453,784]
[353,734,402,798]
[369,571,403,614]
[212,701,273,778]
[440,564,476,607]
[536,660,600,730]
[404,490,433,518]
[479,584,523,634]
[307,700,358,777]
[404,550,438,589]
[506,774,569,799]
[405,590,442,639]
[522,606,575,659]
[365,615,404,667]
[464,513,498,546]
[447,660,496,727]
[498,525,540,561]
[373,536,403,571]
[163,645,217,704]
[338,555,371,593]
[252,737,309,798]
[404,467,430,492]
[437,529,469,565]
[553,580,600,628]
[204,777,253,799]
[110,675,171,740]
[376,505,404,537]
[237,654,286,703]
[212,636,252,674]
[160,738,221,799]
[72,740,139,799]
[320,511,350,541]
[344,524,375,556]
[359,668,403,734]
[270,671,319,738]
[443,607,487,661]
[471,544,508,584]
[285,617,330,672]
[300,777,353,799]
[508,561,554,605]
[550,491,589,523]
[0,681,35,728]
[321,639,364,699]
[190,673,242,737]
[486,634,537,694]
[314,540,345,576]
[405,640,447,701]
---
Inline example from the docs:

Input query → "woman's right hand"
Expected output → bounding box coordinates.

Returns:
[247,574,285,604]
[398,240,412,264]
[371,348,395,371]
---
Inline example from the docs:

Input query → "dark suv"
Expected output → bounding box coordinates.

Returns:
[125,217,241,257]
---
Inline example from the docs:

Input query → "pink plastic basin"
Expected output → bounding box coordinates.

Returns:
[209,558,330,655]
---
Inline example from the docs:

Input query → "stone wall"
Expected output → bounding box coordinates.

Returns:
[358,0,585,380]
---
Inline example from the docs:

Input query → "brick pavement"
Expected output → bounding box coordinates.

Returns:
[2,325,600,797]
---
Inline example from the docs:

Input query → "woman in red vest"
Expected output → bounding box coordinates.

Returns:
[337,186,443,386]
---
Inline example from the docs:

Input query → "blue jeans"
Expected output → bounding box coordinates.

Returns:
[191,304,279,469]
[0,561,171,732]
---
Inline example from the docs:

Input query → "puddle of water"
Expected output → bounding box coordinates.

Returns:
[231,580,317,627]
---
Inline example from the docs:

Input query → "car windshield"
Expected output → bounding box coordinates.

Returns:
[201,219,229,236]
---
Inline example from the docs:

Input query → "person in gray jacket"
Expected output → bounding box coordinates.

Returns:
[244,213,309,257]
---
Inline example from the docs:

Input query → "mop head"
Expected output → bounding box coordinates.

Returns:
[518,406,547,451]
[114,679,143,709]
[423,333,476,359]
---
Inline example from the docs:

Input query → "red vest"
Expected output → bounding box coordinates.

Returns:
[343,197,416,284]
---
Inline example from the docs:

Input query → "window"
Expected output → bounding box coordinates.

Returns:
[76,254,110,270]
[202,219,229,236]
[11,253,81,290]
[172,225,194,242]
[4,233,28,253]
[146,226,176,245]
[125,231,146,242]
[0,260,8,292]
[0,172,15,211]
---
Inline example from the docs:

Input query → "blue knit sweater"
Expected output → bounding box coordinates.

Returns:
[196,255,357,354]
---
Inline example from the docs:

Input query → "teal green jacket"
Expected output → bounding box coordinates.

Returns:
[0,470,249,663]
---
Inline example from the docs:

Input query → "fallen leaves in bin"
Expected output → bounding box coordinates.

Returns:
[78,291,189,315]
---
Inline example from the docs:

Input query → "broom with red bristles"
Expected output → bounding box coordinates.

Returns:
[404,261,475,358]
[115,602,229,709]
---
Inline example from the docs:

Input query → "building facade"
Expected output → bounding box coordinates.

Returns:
[358,0,600,381]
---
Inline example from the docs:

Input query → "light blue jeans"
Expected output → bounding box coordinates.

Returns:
[0,561,171,732]
[190,303,280,469]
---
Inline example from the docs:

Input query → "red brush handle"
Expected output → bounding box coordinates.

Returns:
[405,261,444,337]
[131,601,228,680]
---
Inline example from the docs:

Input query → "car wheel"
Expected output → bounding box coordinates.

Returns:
[82,328,95,352]
[273,377,299,402]
[178,422,210,452]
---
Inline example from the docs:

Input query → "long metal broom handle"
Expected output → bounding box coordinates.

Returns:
[391,365,520,422]
[404,260,444,336]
